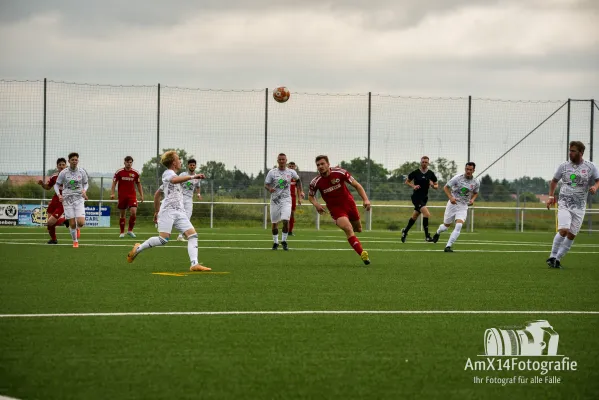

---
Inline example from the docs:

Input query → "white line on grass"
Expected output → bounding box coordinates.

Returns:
[0,310,597,318]
[0,241,598,254]
[0,395,22,400]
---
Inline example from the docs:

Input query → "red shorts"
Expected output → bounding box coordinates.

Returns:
[327,202,360,222]
[118,196,138,210]
[291,196,297,211]
[47,200,64,220]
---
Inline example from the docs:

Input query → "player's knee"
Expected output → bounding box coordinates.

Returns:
[272,228,279,235]
[559,229,569,237]
[566,232,576,240]
[354,225,362,233]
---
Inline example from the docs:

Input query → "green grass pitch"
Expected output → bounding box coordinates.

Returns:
[0,225,598,399]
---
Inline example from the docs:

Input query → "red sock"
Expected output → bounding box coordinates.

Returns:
[128,215,136,232]
[348,235,363,255]
[56,216,66,227]
[289,216,295,232]
[48,225,57,241]
[119,218,126,234]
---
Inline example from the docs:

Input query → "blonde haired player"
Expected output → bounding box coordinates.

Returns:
[127,151,211,272]
[546,141,599,268]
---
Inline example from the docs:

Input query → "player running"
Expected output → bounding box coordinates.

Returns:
[401,156,439,243]
[37,157,69,244]
[308,155,371,265]
[176,158,202,241]
[265,153,299,250]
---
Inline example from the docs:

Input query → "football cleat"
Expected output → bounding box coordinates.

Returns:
[73,242,79,248]
[444,246,453,252]
[272,243,279,250]
[360,250,370,265]
[127,231,137,238]
[127,243,141,263]
[400,228,407,243]
[281,241,289,251]
[47,239,58,245]
[177,235,186,242]
[425,236,434,242]
[546,257,556,268]
[432,233,440,243]
[190,264,212,272]
[552,260,563,269]
[119,233,125,238]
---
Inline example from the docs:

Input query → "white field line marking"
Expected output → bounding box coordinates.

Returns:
[0,396,23,400]
[0,310,598,318]
[0,241,598,254]
[1,238,597,248]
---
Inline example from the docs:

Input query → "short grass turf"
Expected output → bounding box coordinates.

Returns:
[0,226,598,399]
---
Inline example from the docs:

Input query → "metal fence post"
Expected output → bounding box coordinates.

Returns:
[264,88,268,230]
[367,92,372,231]
[588,99,594,234]
[566,99,571,161]
[210,180,214,229]
[156,83,161,186]
[467,95,472,162]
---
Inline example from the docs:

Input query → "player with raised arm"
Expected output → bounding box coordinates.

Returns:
[54,152,89,248]
[401,156,439,243]
[176,158,203,241]
[111,156,143,238]
[37,157,68,244]
[309,155,371,265]
[287,161,304,236]
[546,141,599,268]
[127,151,211,272]
[264,153,299,250]
[432,162,479,252]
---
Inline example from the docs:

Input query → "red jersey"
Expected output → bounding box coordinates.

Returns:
[309,168,355,206]
[113,168,140,198]
[290,179,297,200]
[47,174,61,203]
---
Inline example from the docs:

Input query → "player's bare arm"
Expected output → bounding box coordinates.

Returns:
[297,179,304,204]
[589,179,599,195]
[405,178,420,191]
[136,181,144,203]
[37,180,52,190]
[469,192,478,206]
[546,178,559,209]
[264,184,275,193]
[170,173,205,185]
[444,185,457,204]
[350,179,371,211]
[110,179,117,199]
[309,194,326,214]
[153,189,162,223]
[430,180,439,190]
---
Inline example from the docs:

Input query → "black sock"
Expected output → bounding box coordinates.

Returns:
[423,218,430,237]
[405,218,416,233]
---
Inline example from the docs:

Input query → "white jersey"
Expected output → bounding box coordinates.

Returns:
[159,170,185,212]
[554,160,599,210]
[179,171,201,201]
[446,174,480,205]
[55,167,89,206]
[265,168,299,206]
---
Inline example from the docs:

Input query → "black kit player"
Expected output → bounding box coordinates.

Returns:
[401,156,439,243]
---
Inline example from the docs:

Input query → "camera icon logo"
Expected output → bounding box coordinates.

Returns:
[484,320,559,356]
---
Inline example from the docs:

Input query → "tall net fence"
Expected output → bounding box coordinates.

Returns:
[0,79,596,231]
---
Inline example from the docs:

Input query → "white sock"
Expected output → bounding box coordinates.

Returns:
[69,227,78,242]
[550,233,566,258]
[177,233,183,239]
[436,225,448,235]
[447,223,463,247]
[282,232,288,242]
[138,236,167,253]
[273,234,279,244]
[556,238,574,261]
[187,234,198,266]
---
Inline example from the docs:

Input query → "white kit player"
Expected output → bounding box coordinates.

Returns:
[176,158,202,241]
[127,151,211,272]
[432,162,480,252]
[54,152,88,248]
[546,141,599,268]
[264,153,299,251]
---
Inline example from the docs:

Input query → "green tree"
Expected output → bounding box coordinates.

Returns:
[479,174,494,202]
[338,158,389,183]
[519,192,539,203]
[389,161,420,182]
[434,158,458,182]
[491,184,512,202]
[140,149,193,188]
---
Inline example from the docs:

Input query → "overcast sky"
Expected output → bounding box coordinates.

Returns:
[0,0,597,98]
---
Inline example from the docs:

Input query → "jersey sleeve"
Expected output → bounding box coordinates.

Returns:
[473,179,480,193]
[553,164,564,181]
[291,170,299,180]
[341,169,354,183]
[590,163,599,181]
[309,181,317,197]
[47,175,57,187]
[407,170,417,181]
[430,172,438,183]
[113,171,120,182]
[446,175,459,187]
[134,171,140,183]
[264,170,274,185]
[163,170,176,184]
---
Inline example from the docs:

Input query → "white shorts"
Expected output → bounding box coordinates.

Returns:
[157,208,194,235]
[183,200,193,219]
[270,201,292,223]
[443,201,468,224]
[557,207,585,235]
[64,201,85,220]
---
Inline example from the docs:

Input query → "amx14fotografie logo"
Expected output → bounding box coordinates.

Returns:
[465,320,578,386]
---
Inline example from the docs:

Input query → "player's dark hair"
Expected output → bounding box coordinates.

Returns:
[466,162,476,169]
[188,158,197,164]
[278,153,286,157]
[124,156,133,162]
[315,155,329,163]
[56,157,67,165]
[570,141,585,154]
[68,152,79,160]
[421,156,430,161]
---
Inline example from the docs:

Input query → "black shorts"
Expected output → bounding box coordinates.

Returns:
[411,195,428,212]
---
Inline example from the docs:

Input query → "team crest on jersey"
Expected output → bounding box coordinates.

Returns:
[130,173,134,177]
[331,178,340,184]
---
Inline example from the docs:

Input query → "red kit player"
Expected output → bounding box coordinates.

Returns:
[37,157,69,244]
[111,156,144,238]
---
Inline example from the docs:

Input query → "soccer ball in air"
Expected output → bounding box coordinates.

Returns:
[273,87,290,103]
